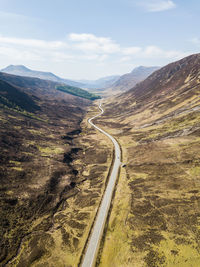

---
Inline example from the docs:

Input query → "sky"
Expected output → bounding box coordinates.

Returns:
[0,0,199,79]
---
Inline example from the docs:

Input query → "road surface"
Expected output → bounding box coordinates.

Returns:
[81,102,121,267]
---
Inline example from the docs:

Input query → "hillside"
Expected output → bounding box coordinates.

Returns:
[1,65,84,88]
[95,53,200,267]
[0,71,100,100]
[2,65,159,96]
[108,66,160,94]
[0,73,110,266]
[1,65,122,92]
[0,79,40,113]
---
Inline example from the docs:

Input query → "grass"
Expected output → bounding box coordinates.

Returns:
[37,145,64,155]
[189,166,200,177]
[6,104,113,267]
[99,133,200,266]
[0,102,47,122]
[96,92,200,266]
[9,160,21,165]
[155,233,200,267]
[11,167,23,171]
[99,167,134,267]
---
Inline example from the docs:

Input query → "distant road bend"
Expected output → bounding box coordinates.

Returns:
[81,101,121,267]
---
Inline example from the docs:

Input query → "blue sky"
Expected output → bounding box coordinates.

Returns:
[0,0,199,79]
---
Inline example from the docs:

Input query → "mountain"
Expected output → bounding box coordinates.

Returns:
[0,71,100,100]
[108,66,160,94]
[1,65,159,96]
[105,55,200,115]
[78,67,159,96]
[0,79,40,113]
[1,64,84,88]
[97,54,200,266]
[78,75,120,89]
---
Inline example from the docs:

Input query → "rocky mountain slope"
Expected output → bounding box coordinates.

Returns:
[0,73,110,266]
[108,66,159,94]
[96,53,200,267]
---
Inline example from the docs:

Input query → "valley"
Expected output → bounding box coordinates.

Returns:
[1,1,200,266]
[1,53,200,267]
[0,74,112,266]
[82,102,121,267]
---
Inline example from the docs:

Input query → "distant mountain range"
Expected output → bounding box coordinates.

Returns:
[77,75,120,89]
[108,66,160,94]
[1,65,160,95]
[1,65,85,88]
[1,65,119,91]
[0,71,100,101]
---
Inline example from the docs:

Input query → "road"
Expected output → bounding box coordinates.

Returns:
[81,102,121,267]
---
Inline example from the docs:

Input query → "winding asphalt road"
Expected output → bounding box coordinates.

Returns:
[81,102,121,267]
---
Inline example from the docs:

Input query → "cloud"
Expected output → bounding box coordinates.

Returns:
[0,35,67,49]
[122,47,142,55]
[121,45,187,61]
[0,45,41,61]
[136,0,176,12]
[144,46,187,58]
[0,32,188,70]
[0,34,113,63]
[68,33,120,54]
[0,11,41,24]
[191,37,200,46]
[0,35,70,63]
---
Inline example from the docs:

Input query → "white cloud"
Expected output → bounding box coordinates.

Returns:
[0,34,113,64]
[0,11,37,21]
[80,54,108,61]
[144,46,187,58]
[0,32,189,77]
[68,33,120,54]
[0,36,70,63]
[136,0,176,12]
[69,33,99,42]
[0,45,41,61]
[120,56,133,62]
[120,45,187,61]
[191,37,200,45]
[122,46,142,55]
[0,35,67,49]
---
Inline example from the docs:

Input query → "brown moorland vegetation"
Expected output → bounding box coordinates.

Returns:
[95,53,200,267]
[0,74,112,266]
